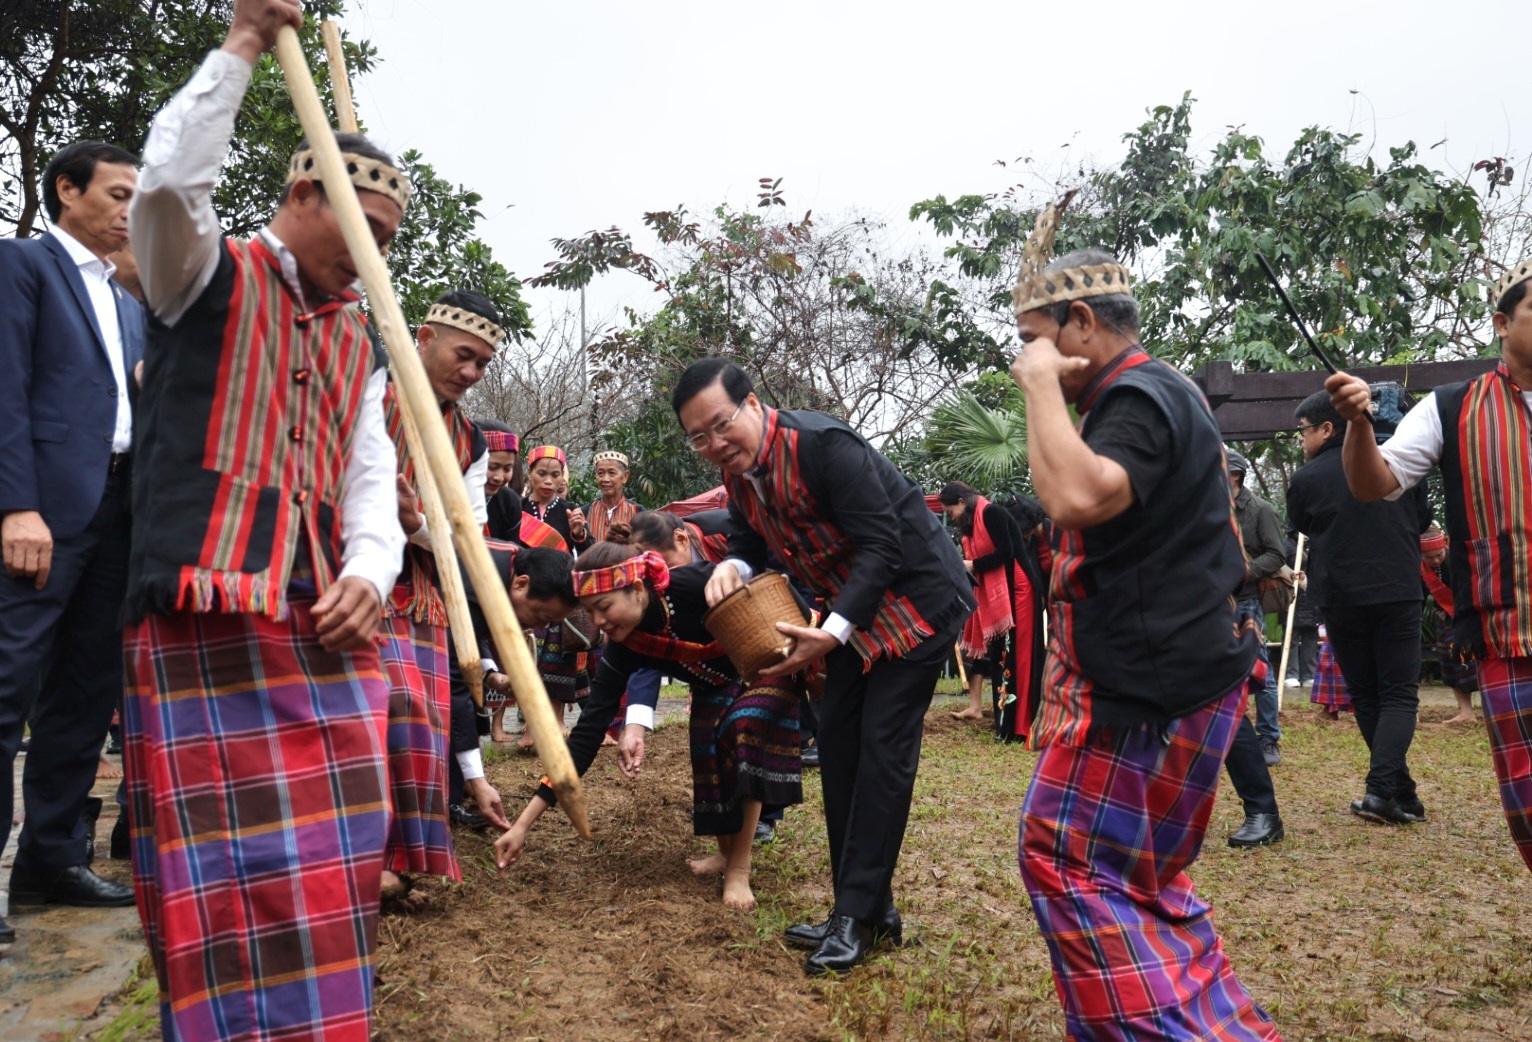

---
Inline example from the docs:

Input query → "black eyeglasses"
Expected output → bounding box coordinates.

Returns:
[1294,422,1320,435]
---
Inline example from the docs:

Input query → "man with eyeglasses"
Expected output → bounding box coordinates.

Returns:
[1287,389,1432,827]
[671,358,973,976]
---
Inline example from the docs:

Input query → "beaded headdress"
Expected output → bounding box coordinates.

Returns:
[592,451,630,468]
[426,302,505,348]
[1011,189,1132,318]
[286,145,413,213]
[1492,259,1532,309]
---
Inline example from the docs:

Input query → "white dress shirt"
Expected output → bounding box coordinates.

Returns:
[48,226,132,452]
[129,48,404,603]
[407,445,491,550]
[1379,387,1532,500]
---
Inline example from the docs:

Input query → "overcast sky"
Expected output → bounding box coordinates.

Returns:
[342,0,1521,337]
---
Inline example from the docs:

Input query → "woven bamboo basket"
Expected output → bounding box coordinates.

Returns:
[702,572,806,682]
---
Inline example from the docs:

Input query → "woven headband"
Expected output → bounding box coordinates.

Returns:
[1011,190,1132,318]
[592,450,630,468]
[483,430,518,453]
[286,147,412,212]
[572,550,670,599]
[525,445,566,468]
[426,302,505,348]
[1421,530,1448,552]
[1493,259,1532,309]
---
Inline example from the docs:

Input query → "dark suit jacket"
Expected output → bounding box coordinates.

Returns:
[0,232,145,537]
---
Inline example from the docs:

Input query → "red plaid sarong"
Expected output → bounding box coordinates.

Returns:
[122,602,390,1042]
[1475,655,1532,873]
[1309,638,1352,714]
[379,612,459,881]
[1019,680,1281,1042]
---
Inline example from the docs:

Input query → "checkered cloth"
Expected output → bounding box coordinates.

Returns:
[122,602,390,1042]
[572,549,668,598]
[689,679,802,836]
[1310,638,1352,714]
[1475,656,1532,873]
[1018,680,1281,1041]
[379,612,460,881]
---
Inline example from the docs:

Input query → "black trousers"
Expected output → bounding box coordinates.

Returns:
[818,621,958,923]
[1287,624,1320,683]
[0,468,131,870]
[1323,601,1421,801]
[1224,715,1279,816]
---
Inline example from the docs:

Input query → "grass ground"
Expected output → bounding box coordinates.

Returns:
[93,685,1532,1041]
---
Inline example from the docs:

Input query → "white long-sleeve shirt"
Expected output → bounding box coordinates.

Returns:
[129,49,404,603]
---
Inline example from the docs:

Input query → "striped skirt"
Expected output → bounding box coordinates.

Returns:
[1475,656,1532,874]
[122,603,390,1042]
[689,680,803,837]
[379,612,459,881]
[1310,638,1352,713]
[1018,681,1281,1041]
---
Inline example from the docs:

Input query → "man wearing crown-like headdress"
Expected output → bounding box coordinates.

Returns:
[1009,195,1282,1041]
[585,450,644,543]
[1328,259,1532,876]
[117,1,414,1035]
[378,288,511,900]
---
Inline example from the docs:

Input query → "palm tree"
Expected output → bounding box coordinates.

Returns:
[927,391,1030,493]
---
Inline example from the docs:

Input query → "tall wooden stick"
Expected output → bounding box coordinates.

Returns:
[1275,533,1306,709]
[319,21,484,711]
[274,25,590,837]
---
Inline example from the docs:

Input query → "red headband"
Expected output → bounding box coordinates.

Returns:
[571,550,669,598]
[526,445,566,469]
[1420,531,1448,552]
[484,430,519,453]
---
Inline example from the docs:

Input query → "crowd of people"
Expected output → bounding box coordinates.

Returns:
[3,3,1531,1040]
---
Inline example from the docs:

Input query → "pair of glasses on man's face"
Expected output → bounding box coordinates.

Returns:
[686,401,745,452]
[1294,422,1321,436]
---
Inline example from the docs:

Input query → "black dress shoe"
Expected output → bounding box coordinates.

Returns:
[105,736,123,755]
[8,863,135,907]
[1350,793,1411,825]
[1395,797,1427,823]
[800,742,820,769]
[754,820,776,845]
[1228,812,1284,848]
[0,915,14,944]
[1260,740,1282,767]
[82,796,105,863]
[806,914,873,976]
[785,904,902,949]
[449,803,489,829]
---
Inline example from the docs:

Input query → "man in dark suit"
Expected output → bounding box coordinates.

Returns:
[674,358,974,975]
[0,140,144,936]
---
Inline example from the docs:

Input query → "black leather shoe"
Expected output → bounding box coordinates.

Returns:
[0,915,14,944]
[754,820,775,845]
[1260,740,1282,767]
[805,914,872,976]
[105,736,123,756]
[1228,812,1284,848]
[800,742,820,769]
[82,796,104,863]
[449,803,489,829]
[1394,797,1427,823]
[8,863,135,907]
[1350,793,1410,825]
[110,813,132,860]
[786,905,902,949]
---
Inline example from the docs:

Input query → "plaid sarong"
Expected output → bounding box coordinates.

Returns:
[689,679,803,836]
[1018,680,1281,1041]
[379,612,459,881]
[122,602,390,1042]
[1475,656,1532,873]
[1310,638,1352,714]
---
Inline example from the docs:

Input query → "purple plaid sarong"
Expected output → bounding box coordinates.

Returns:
[1018,681,1282,1041]
[379,612,459,880]
[1475,655,1532,873]
[122,600,390,1042]
[1310,638,1352,714]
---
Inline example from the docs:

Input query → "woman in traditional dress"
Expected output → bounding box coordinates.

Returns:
[494,541,803,910]
[1421,527,1479,725]
[938,482,1045,743]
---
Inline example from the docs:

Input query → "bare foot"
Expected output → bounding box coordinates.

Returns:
[722,868,756,910]
[687,852,727,877]
[1443,713,1479,726]
[380,870,408,901]
[491,729,514,743]
[601,733,619,747]
[949,708,983,721]
[97,755,123,780]
[516,735,536,752]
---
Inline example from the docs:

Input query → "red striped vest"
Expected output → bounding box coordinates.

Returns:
[722,409,932,669]
[124,238,378,622]
[1437,363,1532,657]
[384,382,480,626]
